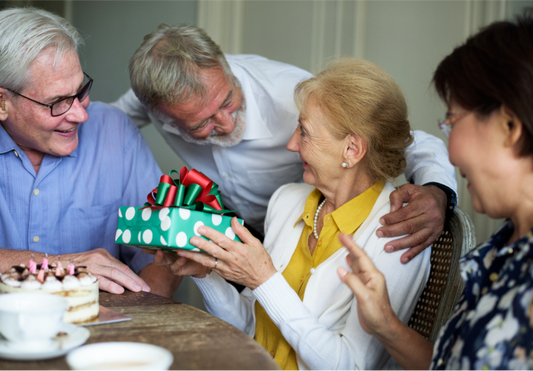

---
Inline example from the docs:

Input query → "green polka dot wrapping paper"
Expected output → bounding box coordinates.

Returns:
[115,206,243,252]
[115,168,243,252]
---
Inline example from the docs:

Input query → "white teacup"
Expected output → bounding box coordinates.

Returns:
[67,342,174,370]
[0,293,67,349]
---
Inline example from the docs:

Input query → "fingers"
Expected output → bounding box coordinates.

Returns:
[192,225,236,255]
[76,249,149,293]
[97,276,125,294]
[378,184,446,252]
[231,217,258,245]
[176,249,217,269]
[337,267,369,297]
[379,213,427,240]
[152,250,180,267]
[338,233,376,274]
[141,248,156,255]
[388,186,412,214]
[380,192,424,228]
[382,227,433,251]
[400,244,428,264]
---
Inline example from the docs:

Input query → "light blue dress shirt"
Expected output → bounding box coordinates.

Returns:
[0,102,162,273]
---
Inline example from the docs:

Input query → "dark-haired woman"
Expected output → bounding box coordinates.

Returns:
[338,12,533,370]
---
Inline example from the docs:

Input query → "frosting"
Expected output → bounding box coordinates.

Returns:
[62,275,81,289]
[0,262,97,291]
[41,276,63,291]
[20,275,42,290]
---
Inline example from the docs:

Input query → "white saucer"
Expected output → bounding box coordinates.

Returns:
[0,323,90,361]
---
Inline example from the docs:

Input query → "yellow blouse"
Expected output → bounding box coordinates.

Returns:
[254,180,384,369]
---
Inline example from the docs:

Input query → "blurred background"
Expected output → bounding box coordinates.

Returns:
[2,0,531,309]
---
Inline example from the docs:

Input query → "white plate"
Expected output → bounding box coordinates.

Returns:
[0,323,90,361]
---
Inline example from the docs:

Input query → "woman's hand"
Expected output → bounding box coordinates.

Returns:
[176,217,278,289]
[145,249,211,278]
[336,233,400,338]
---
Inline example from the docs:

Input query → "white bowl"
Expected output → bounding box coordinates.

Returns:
[66,342,173,370]
[0,293,67,345]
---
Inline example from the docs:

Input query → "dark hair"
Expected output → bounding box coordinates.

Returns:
[433,9,533,157]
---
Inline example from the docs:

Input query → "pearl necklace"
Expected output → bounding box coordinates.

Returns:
[313,198,327,240]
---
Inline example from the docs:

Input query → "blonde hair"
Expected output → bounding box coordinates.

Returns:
[295,58,413,181]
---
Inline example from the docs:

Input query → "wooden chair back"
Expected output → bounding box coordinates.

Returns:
[408,206,476,342]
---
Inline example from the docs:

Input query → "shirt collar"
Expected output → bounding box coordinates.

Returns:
[332,180,384,234]
[294,180,385,234]
[237,76,272,140]
[0,123,17,155]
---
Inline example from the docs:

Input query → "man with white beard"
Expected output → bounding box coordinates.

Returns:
[113,24,457,263]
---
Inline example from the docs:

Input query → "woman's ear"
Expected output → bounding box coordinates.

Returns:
[499,105,522,149]
[342,133,367,168]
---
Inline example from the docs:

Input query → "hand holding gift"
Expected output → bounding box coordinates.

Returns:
[176,217,277,289]
[116,167,244,253]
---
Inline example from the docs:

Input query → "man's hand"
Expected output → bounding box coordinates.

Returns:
[139,263,182,298]
[70,248,150,294]
[377,184,447,264]
[146,249,211,278]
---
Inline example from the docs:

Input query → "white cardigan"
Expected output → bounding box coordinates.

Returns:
[193,182,431,370]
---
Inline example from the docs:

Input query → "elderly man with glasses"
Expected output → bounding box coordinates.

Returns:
[0,7,180,297]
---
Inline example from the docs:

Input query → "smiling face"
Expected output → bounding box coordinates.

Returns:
[0,48,89,165]
[447,101,514,218]
[286,102,345,189]
[158,67,245,147]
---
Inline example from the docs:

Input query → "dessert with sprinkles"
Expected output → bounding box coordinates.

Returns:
[0,255,99,324]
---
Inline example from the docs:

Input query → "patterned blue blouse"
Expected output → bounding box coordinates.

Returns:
[431,220,533,369]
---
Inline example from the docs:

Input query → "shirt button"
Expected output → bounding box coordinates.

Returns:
[236,200,242,205]
[33,189,39,196]
[317,241,322,246]
[270,351,275,357]
[14,150,19,157]
[508,248,514,254]
[223,173,229,179]
[33,236,40,243]
[489,272,499,281]
[310,268,316,274]
[326,216,331,223]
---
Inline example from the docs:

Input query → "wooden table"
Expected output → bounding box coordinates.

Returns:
[0,290,279,370]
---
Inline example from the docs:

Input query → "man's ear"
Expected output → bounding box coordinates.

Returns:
[0,88,9,121]
[342,133,367,168]
[499,105,522,149]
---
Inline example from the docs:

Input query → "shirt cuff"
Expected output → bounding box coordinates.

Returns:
[192,272,236,304]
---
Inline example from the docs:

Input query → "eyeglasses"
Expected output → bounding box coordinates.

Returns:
[4,72,93,117]
[437,111,470,137]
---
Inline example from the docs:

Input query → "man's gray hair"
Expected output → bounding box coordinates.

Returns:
[0,7,82,92]
[129,24,233,119]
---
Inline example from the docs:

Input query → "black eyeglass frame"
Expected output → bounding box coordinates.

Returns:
[4,72,93,117]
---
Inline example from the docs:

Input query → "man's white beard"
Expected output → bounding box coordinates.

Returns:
[177,106,246,147]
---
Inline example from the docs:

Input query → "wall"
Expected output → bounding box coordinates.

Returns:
[200,0,533,245]
[71,0,193,179]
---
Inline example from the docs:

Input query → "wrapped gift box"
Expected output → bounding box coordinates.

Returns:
[115,167,243,252]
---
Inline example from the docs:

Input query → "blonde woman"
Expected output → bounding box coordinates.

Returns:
[167,59,432,370]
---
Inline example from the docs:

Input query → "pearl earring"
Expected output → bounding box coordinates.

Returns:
[342,162,348,168]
